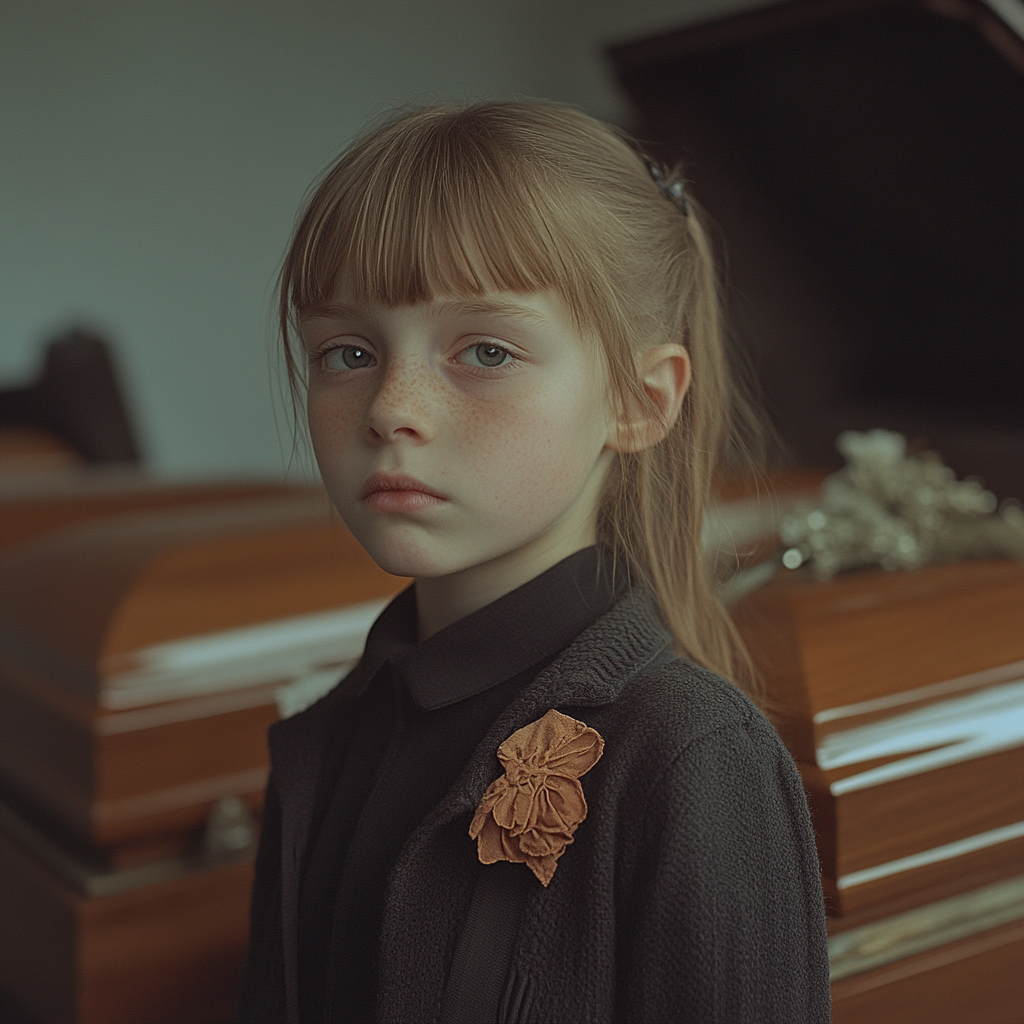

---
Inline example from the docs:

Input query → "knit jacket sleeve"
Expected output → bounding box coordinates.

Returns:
[617,716,831,1024]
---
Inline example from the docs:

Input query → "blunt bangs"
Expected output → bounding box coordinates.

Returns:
[283,105,610,332]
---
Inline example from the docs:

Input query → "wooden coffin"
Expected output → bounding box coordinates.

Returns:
[0,466,290,558]
[0,492,406,864]
[828,875,1024,1024]
[831,922,1024,1024]
[0,798,253,1024]
[731,558,1024,922]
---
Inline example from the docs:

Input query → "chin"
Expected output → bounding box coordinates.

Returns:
[355,531,462,580]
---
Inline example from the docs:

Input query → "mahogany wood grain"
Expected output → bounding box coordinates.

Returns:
[97,700,279,802]
[0,494,406,854]
[103,513,398,655]
[0,826,252,1024]
[799,746,1024,878]
[0,671,280,847]
[0,493,406,695]
[831,919,1024,1024]
[732,559,1024,761]
[0,661,280,852]
[826,836,1024,930]
[731,558,1024,922]
[0,471,290,557]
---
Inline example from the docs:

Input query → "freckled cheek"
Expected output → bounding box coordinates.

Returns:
[306,392,366,468]
[450,395,602,512]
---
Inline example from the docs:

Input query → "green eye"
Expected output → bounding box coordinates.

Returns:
[469,343,510,368]
[325,346,374,370]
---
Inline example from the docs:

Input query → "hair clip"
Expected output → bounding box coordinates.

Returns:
[642,156,691,216]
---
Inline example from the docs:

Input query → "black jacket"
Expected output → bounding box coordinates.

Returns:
[240,592,831,1023]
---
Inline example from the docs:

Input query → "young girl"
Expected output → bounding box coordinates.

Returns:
[240,101,830,1024]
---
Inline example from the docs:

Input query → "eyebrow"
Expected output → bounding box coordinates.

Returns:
[299,302,369,322]
[429,299,551,328]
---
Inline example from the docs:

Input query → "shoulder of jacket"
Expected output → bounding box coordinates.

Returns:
[586,653,782,765]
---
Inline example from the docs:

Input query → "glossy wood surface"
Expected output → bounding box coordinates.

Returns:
[732,557,1024,924]
[0,826,252,1024]
[824,836,1024,928]
[800,746,1024,879]
[0,492,405,695]
[733,559,1024,761]
[831,919,1024,1024]
[0,493,406,853]
[0,662,278,851]
[0,469,289,558]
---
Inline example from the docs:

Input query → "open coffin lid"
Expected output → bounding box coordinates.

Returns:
[608,0,1024,502]
[0,493,407,858]
[731,558,1024,922]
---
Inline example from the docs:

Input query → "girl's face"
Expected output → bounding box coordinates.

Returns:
[301,288,616,608]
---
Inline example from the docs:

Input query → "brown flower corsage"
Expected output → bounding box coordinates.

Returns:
[469,709,604,887]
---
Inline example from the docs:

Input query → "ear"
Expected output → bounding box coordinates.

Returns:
[607,344,691,453]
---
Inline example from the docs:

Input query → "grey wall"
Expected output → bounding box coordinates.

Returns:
[0,0,772,479]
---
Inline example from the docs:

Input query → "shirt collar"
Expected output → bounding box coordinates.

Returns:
[356,546,620,710]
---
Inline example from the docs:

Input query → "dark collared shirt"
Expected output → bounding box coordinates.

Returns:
[297,546,618,1024]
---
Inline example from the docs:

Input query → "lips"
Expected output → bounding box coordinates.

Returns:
[359,472,448,513]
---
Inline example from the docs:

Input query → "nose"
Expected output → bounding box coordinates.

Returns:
[364,356,435,445]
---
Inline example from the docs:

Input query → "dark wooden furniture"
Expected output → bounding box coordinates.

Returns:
[0,493,407,1022]
[609,0,1024,500]
[831,918,1024,1024]
[0,471,291,557]
[731,557,1024,1020]
[0,823,253,1024]
[732,559,1024,918]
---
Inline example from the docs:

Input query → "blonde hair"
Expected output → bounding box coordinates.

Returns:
[279,101,764,694]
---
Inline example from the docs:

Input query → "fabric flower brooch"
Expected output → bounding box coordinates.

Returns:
[470,709,604,887]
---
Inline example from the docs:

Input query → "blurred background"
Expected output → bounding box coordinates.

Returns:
[0,0,778,481]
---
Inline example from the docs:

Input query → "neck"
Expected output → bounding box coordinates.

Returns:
[414,536,596,641]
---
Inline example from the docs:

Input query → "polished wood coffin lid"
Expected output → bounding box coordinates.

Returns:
[0,493,407,853]
[0,490,404,700]
[733,558,1024,759]
[732,558,1024,922]
[0,466,290,558]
